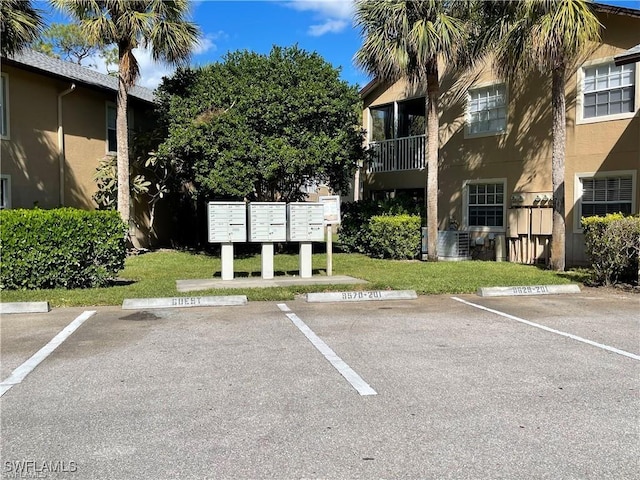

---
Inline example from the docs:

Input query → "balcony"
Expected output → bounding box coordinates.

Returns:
[367,134,426,173]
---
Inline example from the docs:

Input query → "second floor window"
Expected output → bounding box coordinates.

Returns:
[467,84,507,136]
[370,104,394,142]
[583,62,635,119]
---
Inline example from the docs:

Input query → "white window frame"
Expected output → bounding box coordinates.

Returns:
[577,57,639,125]
[462,178,507,233]
[1,73,10,139]
[465,81,508,139]
[574,170,637,232]
[0,174,11,209]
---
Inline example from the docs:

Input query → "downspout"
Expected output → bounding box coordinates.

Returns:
[57,83,76,206]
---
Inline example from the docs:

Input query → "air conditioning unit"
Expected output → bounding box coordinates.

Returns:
[422,229,471,261]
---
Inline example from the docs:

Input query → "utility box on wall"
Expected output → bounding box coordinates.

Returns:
[207,202,247,243]
[507,208,529,238]
[287,203,325,242]
[531,208,552,235]
[248,203,287,242]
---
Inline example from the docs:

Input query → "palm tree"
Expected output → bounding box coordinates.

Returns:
[0,0,43,57]
[354,0,471,261]
[52,0,200,226]
[489,0,601,271]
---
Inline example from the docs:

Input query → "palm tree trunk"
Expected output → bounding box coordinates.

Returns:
[116,59,130,227]
[550,67,566,271]
[425,69,439,262]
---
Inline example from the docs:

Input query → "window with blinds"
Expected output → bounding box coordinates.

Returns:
[583,62,635,119]
[581,176,633,216]
[467,84,507,136]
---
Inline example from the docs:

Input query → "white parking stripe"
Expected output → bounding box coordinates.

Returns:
[277,303,377,396]
[451,297,640,361]
[0,310,96,397]
[276,303,291,312]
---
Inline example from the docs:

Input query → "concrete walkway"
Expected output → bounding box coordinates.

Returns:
[176,275,368,292]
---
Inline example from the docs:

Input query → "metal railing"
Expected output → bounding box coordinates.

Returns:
[367,135,426,173]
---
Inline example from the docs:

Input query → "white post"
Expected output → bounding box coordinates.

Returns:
[262,242,274,280]
[299,242,313,278]
[326,224,333,277]
[221,242,234,281]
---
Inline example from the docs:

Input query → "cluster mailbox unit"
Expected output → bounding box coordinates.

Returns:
[207,202,247,243]
[287,203,325,242]
[287,202,325,278]
[207,201,332,280]
[207,202,247,280]
[248,203,287,279]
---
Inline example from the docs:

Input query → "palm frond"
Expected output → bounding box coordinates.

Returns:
[51,0,200,84]
[491,0,601,78]
[1,0,44,56]
[354,0,472,84]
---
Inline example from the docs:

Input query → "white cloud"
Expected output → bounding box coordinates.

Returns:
[286,0,354,19]
[82,32,220,90]
[283,0,354,36]
[134,49,174,89]
[194,31,226,55]
[194,37,215,55]
[308,19,348,36]
[82,47,174,89]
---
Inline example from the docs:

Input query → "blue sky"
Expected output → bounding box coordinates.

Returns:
[40,0,640,90]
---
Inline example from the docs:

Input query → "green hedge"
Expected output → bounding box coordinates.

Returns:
[0,208,128,290]
[339,198,423,254]
[581,213,640,286]
[368,214,422,259]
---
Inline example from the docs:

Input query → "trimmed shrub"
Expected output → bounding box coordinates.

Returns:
[368,214,422,259]
[581,213,640,286]
[0,208,128,290]
[339,200,383,254]
[339,198,423,254]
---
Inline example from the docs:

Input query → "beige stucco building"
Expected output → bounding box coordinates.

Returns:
[359,4,640,266]
[0,50,156,244]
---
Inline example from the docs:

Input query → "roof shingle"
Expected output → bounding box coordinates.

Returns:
[3,49,155,103]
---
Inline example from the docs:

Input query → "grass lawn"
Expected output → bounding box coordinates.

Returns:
[0,250,589,308]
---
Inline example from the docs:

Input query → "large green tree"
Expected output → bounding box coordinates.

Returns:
[0,0,43,57]
[154,46,365,203]
[489,0,601,271]
[354,0,472,261]
[52,0,200,226]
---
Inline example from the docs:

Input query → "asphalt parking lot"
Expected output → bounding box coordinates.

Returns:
[1,289,638,479]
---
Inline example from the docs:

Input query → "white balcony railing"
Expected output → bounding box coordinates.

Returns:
[367,135,426,173]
